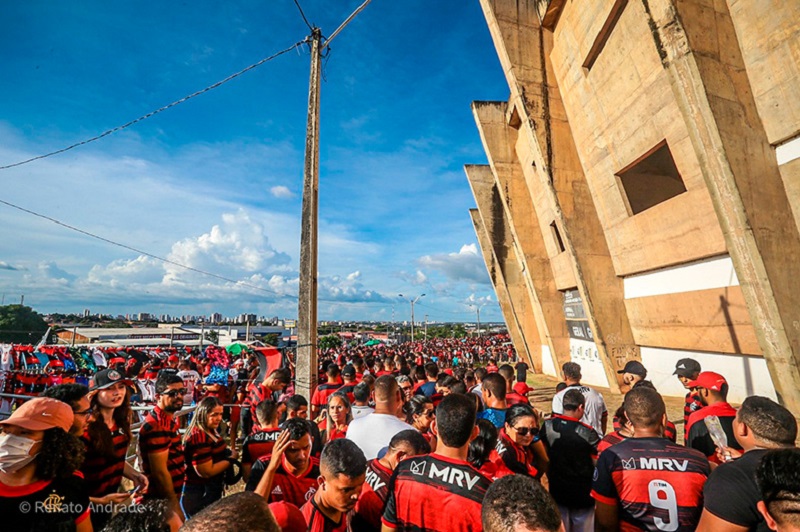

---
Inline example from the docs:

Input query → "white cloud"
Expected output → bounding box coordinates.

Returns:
[270,185,294,198]
[418,244,488,284]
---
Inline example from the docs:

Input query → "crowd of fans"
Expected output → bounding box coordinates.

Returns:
[1,334,799,532]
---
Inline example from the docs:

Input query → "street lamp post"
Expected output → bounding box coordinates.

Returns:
[398,293,425,343]
[470,303,485,337]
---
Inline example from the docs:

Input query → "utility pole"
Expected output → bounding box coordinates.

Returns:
[199,319,205,351]
[399,293,425,343]
[424,314,428,340]
[296,27,323,402]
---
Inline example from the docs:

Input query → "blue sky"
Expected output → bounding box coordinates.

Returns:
[0,1,510,322]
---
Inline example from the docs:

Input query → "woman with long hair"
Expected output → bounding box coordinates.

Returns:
[181,396,238,517]
[81,368,149,530]
[496,403,548,478]
[320,393,351,443]
[467,419,512,480]
[0,397,90,531]
[405,395,437,451]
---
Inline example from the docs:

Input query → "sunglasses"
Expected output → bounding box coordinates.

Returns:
[163,389,187,398]
[74,408,94,416]
[512,426,537,436]
[422,410,435,418]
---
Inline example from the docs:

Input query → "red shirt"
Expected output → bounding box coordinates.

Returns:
[382,453,492,531]
[598,430,627,455]
[301,497,349,532]
[245,455,321,507]
[496,430,538,477]
[80,423,129,497]
[311,383,342,409]
[138,406,185,495]
[592,437,709,531]
[184,427,228,485]
[354,459,393,529]
[505,391,528,406]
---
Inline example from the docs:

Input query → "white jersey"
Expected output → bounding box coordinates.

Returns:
[346,412,414,460]
[177,369,202,404]
[552,384,607,436]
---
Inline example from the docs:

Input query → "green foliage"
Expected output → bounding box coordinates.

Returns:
[205,329,219,345]
[0,305,49,344]
[261,333,279,346]
[318,334,343,351]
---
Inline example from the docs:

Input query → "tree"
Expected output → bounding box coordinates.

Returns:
[318,334,343,351]
[204,330,219,345]
[261,333,279,346]
[0,305,49,344]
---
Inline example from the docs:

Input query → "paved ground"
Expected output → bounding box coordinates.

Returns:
[526,373,688,441]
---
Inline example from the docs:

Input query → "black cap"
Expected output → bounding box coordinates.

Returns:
[617,360,647,378]
[91,368,134,391]
[341,365,356,377]
[673,358,701,378]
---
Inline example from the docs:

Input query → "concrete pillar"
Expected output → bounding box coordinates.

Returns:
[469,209,531,368]
[472,100,569,373]
[644,0,800,411]
[466,165,542,370]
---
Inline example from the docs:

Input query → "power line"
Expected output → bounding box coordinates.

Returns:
[324,0,372,48]
[0,39,309,172]
[292,0,314,31]
[0,197,292,298]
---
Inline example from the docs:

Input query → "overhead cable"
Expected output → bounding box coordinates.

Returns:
[0,39,309,171]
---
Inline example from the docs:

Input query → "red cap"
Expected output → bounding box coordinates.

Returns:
[168,355,180,363]
[687,371,727,392]
[268,501,306,531]
[0,397,74,432]
[513,382,533,395]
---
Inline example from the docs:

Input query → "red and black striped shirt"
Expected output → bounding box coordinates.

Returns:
[382,453,492,531]
[80,423,130,497]
[301,496,349,532]
[242,427,282,467]
[598,430,627,454]
[684,391,703,426]
[592,437,710,531]
[184,427,228,485]
[138,406,185,495]
[354,458,393,529]
[311,382,342,409]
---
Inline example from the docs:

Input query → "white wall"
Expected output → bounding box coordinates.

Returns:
[623,255,738,299]
[569,338,610,388]
[641,346,777,403]
[541,344,557,377]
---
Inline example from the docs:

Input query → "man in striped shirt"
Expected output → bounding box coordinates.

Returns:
[139,370,187,521]
[674,358,703,426]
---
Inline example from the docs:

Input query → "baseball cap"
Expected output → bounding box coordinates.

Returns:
[513,382,533,395]
[268,501,306,531]
[687,371,727,392]
[341,365,356,377]
[617,360,647,378]
[91,368,134,391]
[673,358,701,378]
[167,355,180,364]
[0,397,74,432]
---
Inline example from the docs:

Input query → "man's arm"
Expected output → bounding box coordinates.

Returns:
[147,450,184,520]
[254,430,290,500]
[695,509,749,532]
[595,501,619,532]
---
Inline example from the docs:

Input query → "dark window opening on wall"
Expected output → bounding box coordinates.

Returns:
[616,140,687,215]
[550,221,566,253]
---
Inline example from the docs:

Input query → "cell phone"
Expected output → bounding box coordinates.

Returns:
[128,485,143,495]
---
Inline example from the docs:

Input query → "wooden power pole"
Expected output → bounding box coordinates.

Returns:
[296,27,323,402]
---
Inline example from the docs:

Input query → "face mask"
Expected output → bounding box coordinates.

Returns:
[0,433,41,473]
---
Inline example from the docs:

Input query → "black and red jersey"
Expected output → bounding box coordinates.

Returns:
[242,427,282,466]
[311,382,342,409]
[184,427,228,485]
[80,423,130,497]
[495,430,538,477]
[592,437,710,531]
[541,414,600,508]
[138,406,185,495]
[505,392,528,406]
[302,496,349,532]
[338,384,356,403]
[354,459,393,529]
[245,455,321,508]
[685,402,741,463]
[382,453,492,531]
[684,390,703,425]
[598,430,627,454]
